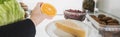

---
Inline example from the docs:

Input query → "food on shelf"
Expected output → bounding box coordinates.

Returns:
[90,15,100,22]
[55,20,86,37]
[98,14,106,19]
[100,31,114,37]
[107,23,119,25]
[41,3,56,17]
[90,15,96,18]
[100,30,120,37]
[107,19,119,23]
[101,17,112,21]
[82,0,95,12]
[90,14,119,25]
[64,9,86,21]
[99,21,106,25]
[90,14,120,37]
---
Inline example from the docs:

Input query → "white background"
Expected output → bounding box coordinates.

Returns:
[18,0,84,14]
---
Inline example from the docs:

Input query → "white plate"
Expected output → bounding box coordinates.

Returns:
[45,19,101,37]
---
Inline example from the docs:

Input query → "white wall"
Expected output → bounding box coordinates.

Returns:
[18,0,84,14]
[18,0,120,17]
[97,0,120,18]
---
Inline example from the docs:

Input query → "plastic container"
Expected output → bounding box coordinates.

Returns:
[64,9,86,21]
[99,28,120,37]
[86,11,120,37]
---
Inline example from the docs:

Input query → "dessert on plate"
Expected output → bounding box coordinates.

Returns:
[55,19,86,37]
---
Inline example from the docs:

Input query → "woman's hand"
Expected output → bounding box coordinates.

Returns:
[20,2,28,11]
[30,2,52,26]
[20,2,52,26]
[19,2,28,18]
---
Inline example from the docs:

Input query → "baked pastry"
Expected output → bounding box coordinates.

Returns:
[90,15,100,23]
[90,15,96,18]
[90,14,119,25]
[107,23,119,25]
[107,19,119,23]
[99,21,106,25]
[98,14,106,19]
[101,17,112,21]
[55,20,85,37]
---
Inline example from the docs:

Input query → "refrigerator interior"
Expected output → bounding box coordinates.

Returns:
[97,0,120,18]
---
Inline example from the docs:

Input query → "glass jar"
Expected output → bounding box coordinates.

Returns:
[82,0,95,12]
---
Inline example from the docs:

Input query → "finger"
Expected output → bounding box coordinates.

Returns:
[36,2,43,7]
[20,2,24,5]
[22,5,27,7]
[23,7,28,11]
[20,2,27,7]
[38,2,43,7]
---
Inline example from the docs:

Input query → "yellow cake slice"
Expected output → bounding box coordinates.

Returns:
[55,20,86,37]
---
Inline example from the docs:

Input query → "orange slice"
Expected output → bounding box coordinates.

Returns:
[41,3,56,17]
